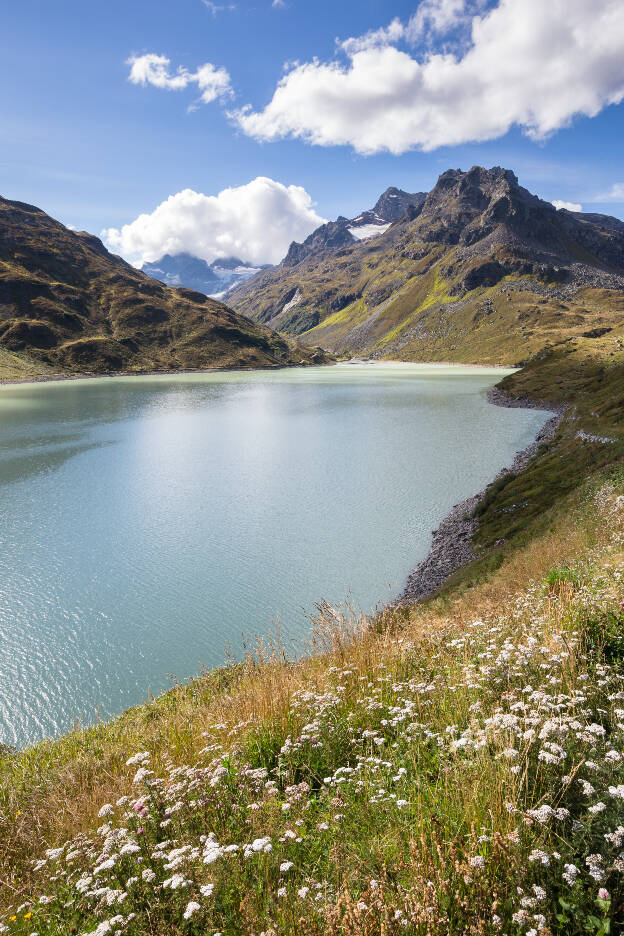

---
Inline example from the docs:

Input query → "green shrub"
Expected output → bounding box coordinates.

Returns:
[544,564,580,592]
[581,607,624,663]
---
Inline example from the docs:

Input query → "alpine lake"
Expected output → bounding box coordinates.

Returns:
[0,363,551,747]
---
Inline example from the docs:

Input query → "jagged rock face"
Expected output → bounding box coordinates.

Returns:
[227,166,624,365]
[0,196,330,375]
[283,188,426,267]
[373,186,426,221]
[284,219,356,266]
[143,252,265,297]
[414,167,523,244]
[414,167,624,271]
[572,213,624,235]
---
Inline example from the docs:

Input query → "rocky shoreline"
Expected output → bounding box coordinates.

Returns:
[397,388,564,605]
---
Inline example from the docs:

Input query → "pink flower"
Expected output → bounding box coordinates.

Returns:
[598,888,610,901]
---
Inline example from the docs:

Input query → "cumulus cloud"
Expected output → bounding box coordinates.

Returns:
[595,183,624,202]
[233,0,624,155]
[340,1,484,55]
[406,0,483,42]
[127,53,232,104]
[102,177,326,267]
[340,18,405,56]
[552,200,582,212]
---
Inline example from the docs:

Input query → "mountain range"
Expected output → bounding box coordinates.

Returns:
[2,167,623,380]
[140,187,424,297]
[142,253,266,298]
[0,197,329,380]
[228,166,624,364]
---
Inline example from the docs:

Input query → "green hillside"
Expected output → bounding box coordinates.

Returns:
[0,197,330,381]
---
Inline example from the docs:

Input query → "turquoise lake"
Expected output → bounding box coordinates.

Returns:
[0,363,550,747]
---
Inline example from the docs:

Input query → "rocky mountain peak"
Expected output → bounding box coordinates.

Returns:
[373,187,426,222]
[413,165,562,253]
[431,166,519,196]
[283,187,426,268]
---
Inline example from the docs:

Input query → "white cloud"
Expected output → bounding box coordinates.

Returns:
[552,200,582,212]
[340,2,483,54]
[406,0,481,42]
[202,1,236,13]
[595,183,624,202]
[127,53,232,104]
[340,18,405,56]
[233,0,624,155]
[102,177,326,267]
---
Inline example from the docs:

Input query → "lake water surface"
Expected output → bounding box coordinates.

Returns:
[0,363,550,747]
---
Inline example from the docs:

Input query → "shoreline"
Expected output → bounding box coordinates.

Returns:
[397,387,565,605]
[0,358,515,388]
[0,361,323,388]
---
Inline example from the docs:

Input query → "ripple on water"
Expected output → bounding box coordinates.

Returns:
[0,365,551,746]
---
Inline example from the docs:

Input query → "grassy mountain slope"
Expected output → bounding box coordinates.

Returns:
[228,167,624,365]
[0,197,329,380]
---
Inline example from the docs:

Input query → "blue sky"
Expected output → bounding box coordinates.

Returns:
[2,0,624,264]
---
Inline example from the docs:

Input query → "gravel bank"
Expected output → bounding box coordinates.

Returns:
[397,389,564,605]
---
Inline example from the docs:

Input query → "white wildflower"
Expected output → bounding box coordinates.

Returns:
[119,843,141,856]
[528,850,550,866]
[132,767,152,785]
[589,802,607,814]
[183,901,201,920]
[125,752,150,766]
[162,874,190,889]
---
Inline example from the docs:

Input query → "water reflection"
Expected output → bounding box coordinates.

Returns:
[0,365,550,747]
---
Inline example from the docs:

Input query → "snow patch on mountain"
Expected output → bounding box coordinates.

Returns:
[348,222,392,241]
[282,288,303,314]
[143,252,266,297]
